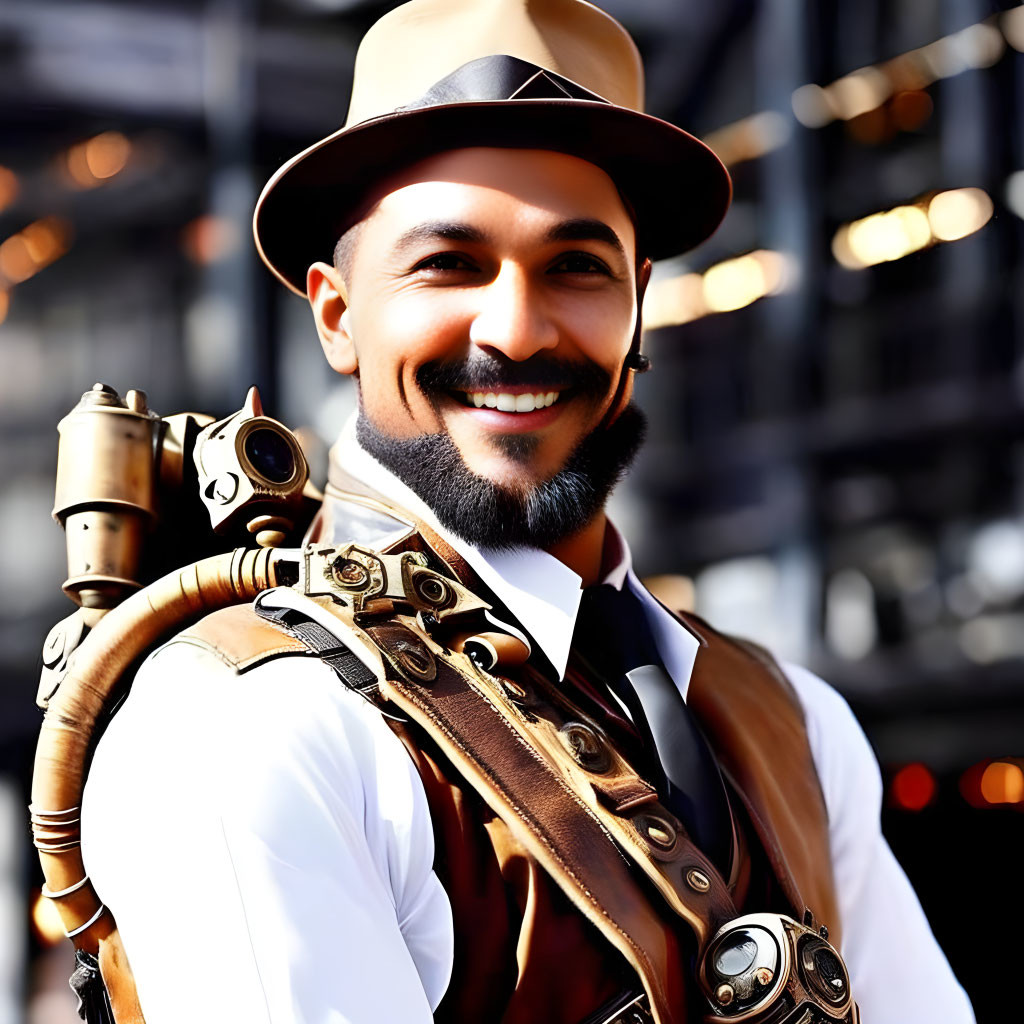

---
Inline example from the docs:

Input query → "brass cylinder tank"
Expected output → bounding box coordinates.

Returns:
[52,383,162,608]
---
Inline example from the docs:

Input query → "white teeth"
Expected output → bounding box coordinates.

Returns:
[464,390,563,411]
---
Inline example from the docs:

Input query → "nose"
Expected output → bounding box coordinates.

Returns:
[468,262,559,361]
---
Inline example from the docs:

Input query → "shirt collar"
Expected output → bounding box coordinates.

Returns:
[327,416,643,679]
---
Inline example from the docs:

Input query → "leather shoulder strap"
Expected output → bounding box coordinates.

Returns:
[260,594,726,1024]
[170,603,309,672]
[676,610,842,945]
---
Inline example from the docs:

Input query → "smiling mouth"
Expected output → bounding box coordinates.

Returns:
[451,390,565,413]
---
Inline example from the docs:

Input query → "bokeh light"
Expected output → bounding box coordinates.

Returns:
[0,166,18,215]
[182,215,241,265]
[891,763,937,811]
[960,760,1024,808]
[0,218,72,286]
[980,761,1024,805]
[832,187,993,270]
[927,188,994,242]
[644,250,794,329]
[66,131,131,188]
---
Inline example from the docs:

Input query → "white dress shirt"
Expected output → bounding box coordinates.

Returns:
[82,427,975,1024]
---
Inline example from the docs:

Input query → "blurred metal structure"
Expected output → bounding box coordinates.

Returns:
[1,0,1022,1020]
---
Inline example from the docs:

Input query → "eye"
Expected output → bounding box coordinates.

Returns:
[549,251,613,275]
[412,252,478,273]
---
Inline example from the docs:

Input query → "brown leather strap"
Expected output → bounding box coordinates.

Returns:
[362,617,741,1024]
[175,602,310,670]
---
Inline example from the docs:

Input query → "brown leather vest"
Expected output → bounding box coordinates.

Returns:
[179,581,838,1024]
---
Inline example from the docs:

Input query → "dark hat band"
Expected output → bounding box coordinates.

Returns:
[396,55,610,112]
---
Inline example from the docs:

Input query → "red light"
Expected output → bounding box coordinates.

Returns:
[890,763,936,811]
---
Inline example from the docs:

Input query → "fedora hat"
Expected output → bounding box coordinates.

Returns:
[254,0,732,296]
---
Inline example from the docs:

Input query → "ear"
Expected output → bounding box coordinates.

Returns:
[636,257,653,306]
[307,262,357,375]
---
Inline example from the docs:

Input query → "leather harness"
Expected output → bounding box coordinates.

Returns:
[161,512,839,1024]
[47,498,838,1024]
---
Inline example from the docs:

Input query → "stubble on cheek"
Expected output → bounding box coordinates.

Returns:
[357,366,441,439]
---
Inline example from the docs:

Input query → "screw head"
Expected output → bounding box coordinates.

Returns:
[42,628,65,667]
[715,984,735,1006]
[333,559,369,588]
[754,967,774,987]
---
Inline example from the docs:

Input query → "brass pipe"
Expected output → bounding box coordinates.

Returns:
[30,546,284,957]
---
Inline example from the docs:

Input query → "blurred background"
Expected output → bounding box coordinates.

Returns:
[1,0,1022,1020]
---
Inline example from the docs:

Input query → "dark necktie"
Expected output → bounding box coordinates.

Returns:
[574,583,733,875]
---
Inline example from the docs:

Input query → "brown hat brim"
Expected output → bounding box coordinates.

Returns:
[254,99,731,296]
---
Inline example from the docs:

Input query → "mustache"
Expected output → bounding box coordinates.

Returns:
[416,352,612,398]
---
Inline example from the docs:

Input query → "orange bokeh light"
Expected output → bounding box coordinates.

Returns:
[0,234,35,283]
[891,90,934,131]
[66,131,131,188]
[0,166,18,214]
[0,217,72,285]
[891,763,937,811]
[980,761,1024,804]
[960,759,1024,808]
[182,215,240,265]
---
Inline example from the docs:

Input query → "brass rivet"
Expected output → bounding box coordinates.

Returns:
[754,967,774,987]
[715,984,735,1006]
[686,868,711,892]
[634,813,676,849]
[647,823,673,846]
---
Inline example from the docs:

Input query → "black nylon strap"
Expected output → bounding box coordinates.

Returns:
[254,602,380,701]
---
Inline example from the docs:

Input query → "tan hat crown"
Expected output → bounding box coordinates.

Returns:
[345,0,645,127]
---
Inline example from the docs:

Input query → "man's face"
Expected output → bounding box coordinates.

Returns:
[313,148,640,495]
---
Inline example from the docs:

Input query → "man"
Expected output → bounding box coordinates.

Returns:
[81,1,974,1022]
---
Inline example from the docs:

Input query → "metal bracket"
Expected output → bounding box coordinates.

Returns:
[300,542,490,622]
[38,608,93,709]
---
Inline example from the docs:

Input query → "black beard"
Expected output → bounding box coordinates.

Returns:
[355,401,646,550]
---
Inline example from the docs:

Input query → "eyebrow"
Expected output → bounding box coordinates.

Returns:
[392,221,489,254]
[543,218,627,260]
[391,217,628,261]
